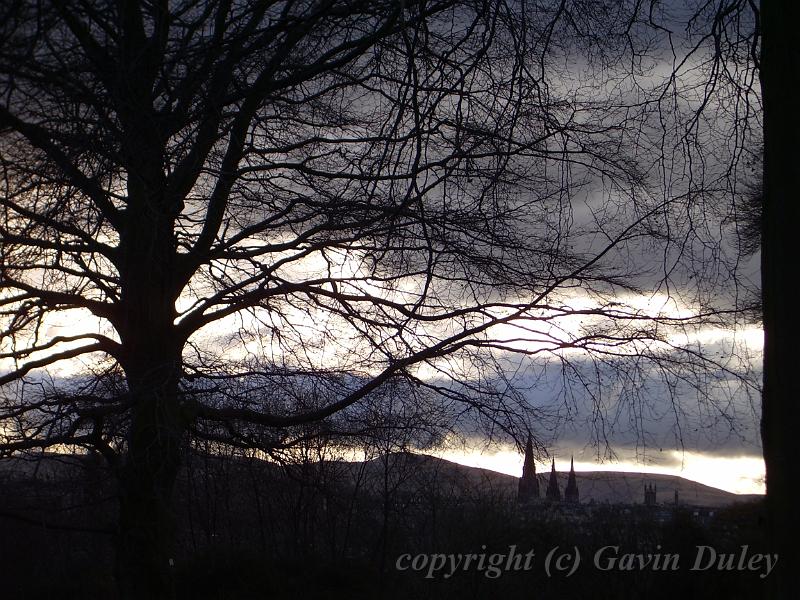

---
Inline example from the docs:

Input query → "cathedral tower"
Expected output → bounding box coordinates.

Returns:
[564,456,579,504]
[644,483,657,506]
[517,436,539,503]
[546,458,561,501]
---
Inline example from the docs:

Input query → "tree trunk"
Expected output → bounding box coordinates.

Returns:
[114,360,184,600]
[113,159,184,597]
[760,0,799,595]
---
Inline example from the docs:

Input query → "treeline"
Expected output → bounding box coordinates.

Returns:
[0,447,768,599]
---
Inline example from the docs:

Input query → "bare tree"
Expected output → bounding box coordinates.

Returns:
[0,1,760,597]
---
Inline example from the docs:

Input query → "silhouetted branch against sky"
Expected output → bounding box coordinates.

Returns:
[0,1,760,463]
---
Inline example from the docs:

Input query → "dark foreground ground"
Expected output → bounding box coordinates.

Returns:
[0,452,772,599]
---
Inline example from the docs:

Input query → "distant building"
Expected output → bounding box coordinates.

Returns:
[546,458,561,502]
[518,447,581,505]
[644,483,657,506]
[564,457,579,504]
[517,437,539,503]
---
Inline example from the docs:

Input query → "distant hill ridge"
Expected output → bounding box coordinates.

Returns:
[0,451,762,507]
[352,452,762,507]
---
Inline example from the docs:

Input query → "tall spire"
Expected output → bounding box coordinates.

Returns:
[644,482,657,506]
[517,436,539,503]
[546,457,561,501]
[564,455,579,503]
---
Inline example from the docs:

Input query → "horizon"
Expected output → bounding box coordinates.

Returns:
[429,447,766,496]
[3,440,765,497]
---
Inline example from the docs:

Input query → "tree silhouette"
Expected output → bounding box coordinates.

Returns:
[0,1,760,597]
[760,0,798,595]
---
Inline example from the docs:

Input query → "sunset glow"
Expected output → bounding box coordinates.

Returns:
[433,447,766,496]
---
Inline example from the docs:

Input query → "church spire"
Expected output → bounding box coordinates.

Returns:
[564,456,579,503]
[644,482,657,506]
[517,436,539,503]
[546,457,561,501]
[522,437,536,478]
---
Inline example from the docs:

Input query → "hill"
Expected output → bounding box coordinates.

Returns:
[0,450,761,507]
[345,452,761,507]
